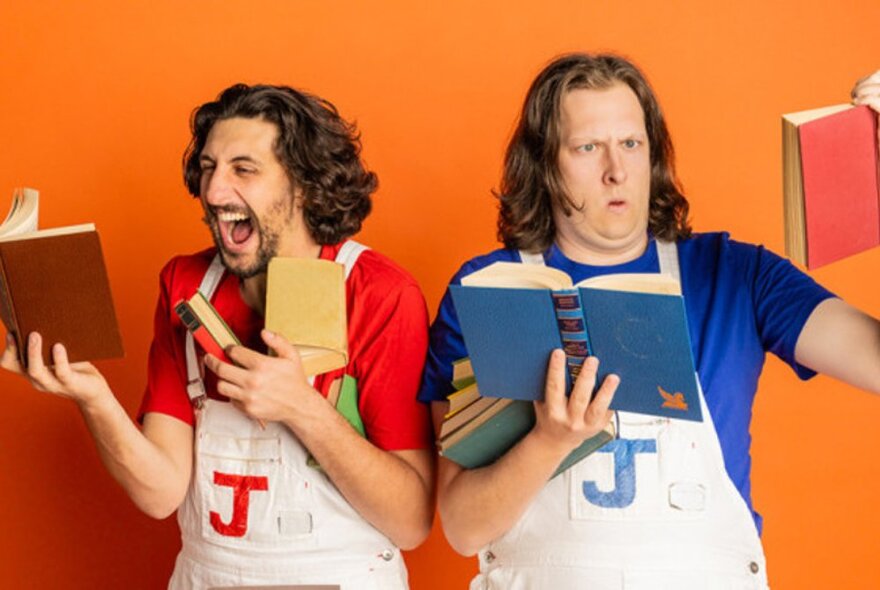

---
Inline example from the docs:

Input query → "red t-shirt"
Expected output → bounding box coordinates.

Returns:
[138,242,433,451]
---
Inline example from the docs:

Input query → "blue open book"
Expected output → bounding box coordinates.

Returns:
[450,262,702,422]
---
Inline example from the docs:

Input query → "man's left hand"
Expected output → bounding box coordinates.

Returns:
[203,329,330,425]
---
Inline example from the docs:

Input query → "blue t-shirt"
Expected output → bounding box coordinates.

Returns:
[418,232,835,532]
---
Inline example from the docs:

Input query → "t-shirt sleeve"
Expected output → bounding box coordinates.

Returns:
[352,276,432,451]
[418,286,468,404]
[751,245,836,379]
[418,261,484,404]
[137,260,195,426]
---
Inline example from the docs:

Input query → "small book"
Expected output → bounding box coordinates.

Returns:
[782,103,880,269]
[445,381,481,417]
[450,261,702,422]
[439,393,498,438]
[438,359,615,475]
[265,257,348,376]
[0,188,124,367]
[174,291,240,364]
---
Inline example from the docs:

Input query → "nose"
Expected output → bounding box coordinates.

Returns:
[201,166,232,206]
[602,147,627,185]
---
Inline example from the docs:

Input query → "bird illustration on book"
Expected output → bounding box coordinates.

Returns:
[658,385,689,411]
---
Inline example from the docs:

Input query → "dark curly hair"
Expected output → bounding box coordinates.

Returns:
[497,53,691,252]
[183,84,375,245]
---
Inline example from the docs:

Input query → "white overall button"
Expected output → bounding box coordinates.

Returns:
[749,561,760,574]
[381,548,395,561]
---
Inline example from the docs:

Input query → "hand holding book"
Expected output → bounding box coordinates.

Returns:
[203,329,333,429]
[531,351,617,457]
[851,69,880,116]
[0,331,114,407]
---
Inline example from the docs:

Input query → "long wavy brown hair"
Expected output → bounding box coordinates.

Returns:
[183,84,375,245]
[497,53,691,252]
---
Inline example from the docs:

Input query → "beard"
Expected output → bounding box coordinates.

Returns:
[216,225,280,279]
[203,207,284,280]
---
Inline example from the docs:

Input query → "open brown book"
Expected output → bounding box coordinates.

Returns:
[0,188,123,366]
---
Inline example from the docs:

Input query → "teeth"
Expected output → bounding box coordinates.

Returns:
[217,211,249,222]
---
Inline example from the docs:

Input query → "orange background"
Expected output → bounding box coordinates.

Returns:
[2,1,879,587]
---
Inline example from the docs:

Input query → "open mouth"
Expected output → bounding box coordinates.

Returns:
[213,209,256,252]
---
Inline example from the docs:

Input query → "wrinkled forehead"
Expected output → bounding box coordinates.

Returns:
[557,83,647,138]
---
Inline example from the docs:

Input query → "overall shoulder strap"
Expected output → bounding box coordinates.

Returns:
[335,240,369,279]
[185,254,225,407]
[518,250,545,266]
[655,240,681,283]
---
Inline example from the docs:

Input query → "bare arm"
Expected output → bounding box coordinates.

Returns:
[206,329,434,550]
[1,333,193,518]
[435,351,617,556]
[795,298,880,394]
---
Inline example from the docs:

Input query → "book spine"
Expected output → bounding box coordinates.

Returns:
[195,292,242,346]
[551,289,592,386]
[0,255,24,364]
[174,301,232,364]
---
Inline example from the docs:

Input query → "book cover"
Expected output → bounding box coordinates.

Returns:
[449,270,702,422]
[265,257,348,376]
[0,228,124,366]
[782,104,880,268]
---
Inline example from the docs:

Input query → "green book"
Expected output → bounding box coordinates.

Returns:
[308,375,364,469]
[336,374,365,436]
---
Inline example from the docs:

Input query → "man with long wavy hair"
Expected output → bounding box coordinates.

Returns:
[3,84,434,589]
[420,54,880,588]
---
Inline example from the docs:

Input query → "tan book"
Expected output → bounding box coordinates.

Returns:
[445,381,481,417]
[439,394,500,439]
[265,257,347,376]
[0,188,123,367]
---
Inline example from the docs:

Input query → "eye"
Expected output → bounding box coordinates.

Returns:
[576,143,596,153]
[234,166,256,175]
[622,139,640,149]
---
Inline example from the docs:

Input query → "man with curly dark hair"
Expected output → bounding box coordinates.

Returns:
[3,84,434,589]
[419,54,880,588]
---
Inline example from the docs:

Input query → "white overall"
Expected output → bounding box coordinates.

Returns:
[168,242,409,590]
[470,241,770,590]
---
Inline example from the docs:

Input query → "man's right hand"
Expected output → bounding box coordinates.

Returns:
[531,350,617,455]
[0,331,112,407]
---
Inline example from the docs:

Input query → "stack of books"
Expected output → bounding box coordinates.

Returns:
[437,358,616,477]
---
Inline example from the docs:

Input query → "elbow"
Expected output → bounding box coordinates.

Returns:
[136,496,182,520]
[390,508,434,551]
[142,505,177,520]
[442,526,483,557]
[130,486,187,521]
[438,504,484,557]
